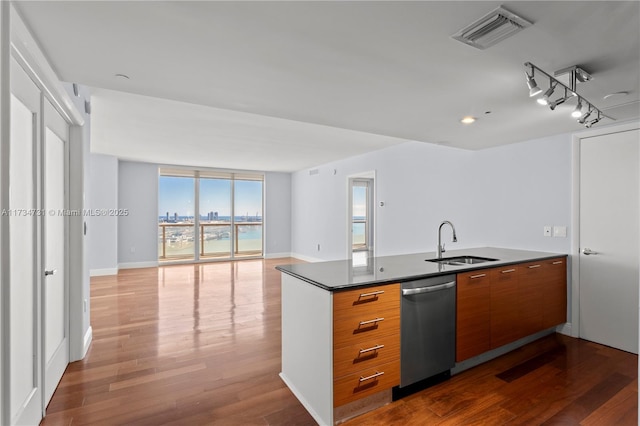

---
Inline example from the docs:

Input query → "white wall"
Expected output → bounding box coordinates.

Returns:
[265,171,292,257]
[292,142,477,260]
[471,133,572,252]
[118,160,159,268]
[291,135,572,261]
[88,153,118,274]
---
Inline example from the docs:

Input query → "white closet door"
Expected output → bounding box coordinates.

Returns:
[42,99,69,408]
[579,128,639,354]
[9,56,42,425]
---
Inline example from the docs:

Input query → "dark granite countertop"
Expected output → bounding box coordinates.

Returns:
[275,247,567,291]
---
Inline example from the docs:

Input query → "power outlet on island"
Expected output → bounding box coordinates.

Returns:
[543,226,552,237]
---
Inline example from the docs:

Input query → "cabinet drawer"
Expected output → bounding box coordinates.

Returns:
[333,360,400,407]
[334,334,400,379]
[333,284,400,317]
[333,309,400,348]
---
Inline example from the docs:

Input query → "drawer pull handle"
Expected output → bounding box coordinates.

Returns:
[552,261,563,265]
[501,269,516,274]
[470,273,486,279]
[359,371,384,382]
[359,344,384,354]
[359,317,384,326]
[359,290,384,298]
[528,264,541,269]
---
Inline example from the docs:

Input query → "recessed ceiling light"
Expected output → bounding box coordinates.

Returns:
[460,116,476,124]
[115,73,130,80]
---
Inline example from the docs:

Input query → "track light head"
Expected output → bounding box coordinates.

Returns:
[537,83,557,105]
[585,113,602,128]
[571,99,583,118]
[525,71,542,97]
[577,108,593,124]
[549,97,567,110]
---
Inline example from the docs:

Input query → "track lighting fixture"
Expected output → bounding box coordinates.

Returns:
[537,82,557,106]
[524,62,612,128]
[571,99,583,118]
[525,68,542,97]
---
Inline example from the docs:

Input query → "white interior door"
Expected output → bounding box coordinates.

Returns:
[42,99,69,408]
[8,56,42,425]
[579,128,639,354]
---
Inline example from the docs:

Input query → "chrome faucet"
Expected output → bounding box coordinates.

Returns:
[437,220,457,259]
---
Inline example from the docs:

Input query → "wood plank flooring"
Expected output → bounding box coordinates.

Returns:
[42,259,637,425]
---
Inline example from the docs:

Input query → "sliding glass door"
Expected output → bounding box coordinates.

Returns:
[158,175,196,260]
[199,176,232,258]
[234,177,263,257]
[158,169,263,262]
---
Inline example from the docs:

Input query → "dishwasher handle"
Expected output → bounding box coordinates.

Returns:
[402,281,456,296]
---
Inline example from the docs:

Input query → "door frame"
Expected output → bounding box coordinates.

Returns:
[346,171,376,260]
[570,121,640,339]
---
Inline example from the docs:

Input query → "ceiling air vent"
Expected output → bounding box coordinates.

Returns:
[451,6,532,50]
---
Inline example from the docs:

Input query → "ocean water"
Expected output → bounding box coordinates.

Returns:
[158,224,262,257]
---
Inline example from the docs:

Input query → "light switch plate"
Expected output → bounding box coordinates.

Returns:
[553,226,567,237]
[543,226,552,237]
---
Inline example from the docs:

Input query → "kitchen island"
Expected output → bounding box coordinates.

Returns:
[276,247,568,425]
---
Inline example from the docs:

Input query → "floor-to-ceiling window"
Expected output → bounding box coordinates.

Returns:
[199,173,232,258]
[158,173,196,261]
[158,169,263,262]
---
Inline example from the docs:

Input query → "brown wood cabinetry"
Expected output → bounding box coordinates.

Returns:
[518,261,545,338]
[332,283,400,406]
[541,257,568,329]
[456,257,567,362]
[456,271,491,362]
[490,266,521,349]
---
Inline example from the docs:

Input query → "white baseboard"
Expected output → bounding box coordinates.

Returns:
[289,252,324,263]
[264,252,292,259]
[118,261,159,270]
[90,268,118,277]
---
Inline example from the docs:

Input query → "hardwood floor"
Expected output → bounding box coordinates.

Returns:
[42,258,637,425]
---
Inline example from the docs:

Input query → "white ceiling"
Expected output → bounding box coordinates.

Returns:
[15,1,640,172]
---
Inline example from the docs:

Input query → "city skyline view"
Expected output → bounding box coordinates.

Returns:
[159,176,263,219]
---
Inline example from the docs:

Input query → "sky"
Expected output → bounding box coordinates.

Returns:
[159,176,262,217]
[353,185,367,217]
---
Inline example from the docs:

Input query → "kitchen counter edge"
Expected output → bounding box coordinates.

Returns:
[275,247,568,292]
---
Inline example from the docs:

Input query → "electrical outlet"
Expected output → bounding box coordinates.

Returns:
[130,246,136,253]
[543,226,552,237]
[317,244,321,251]
[83,299,87,313]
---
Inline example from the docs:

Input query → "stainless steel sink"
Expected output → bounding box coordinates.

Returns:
[426,255,498,266]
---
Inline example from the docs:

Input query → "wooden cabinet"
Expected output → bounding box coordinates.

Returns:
[456,270,491,362]
[541,257,568,329]
[489,265,521,349]
[518,261,545,338]
[456,257,568,362]
[333,283,400,406]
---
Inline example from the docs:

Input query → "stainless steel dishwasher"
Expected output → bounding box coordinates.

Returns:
[400,274,456,388]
